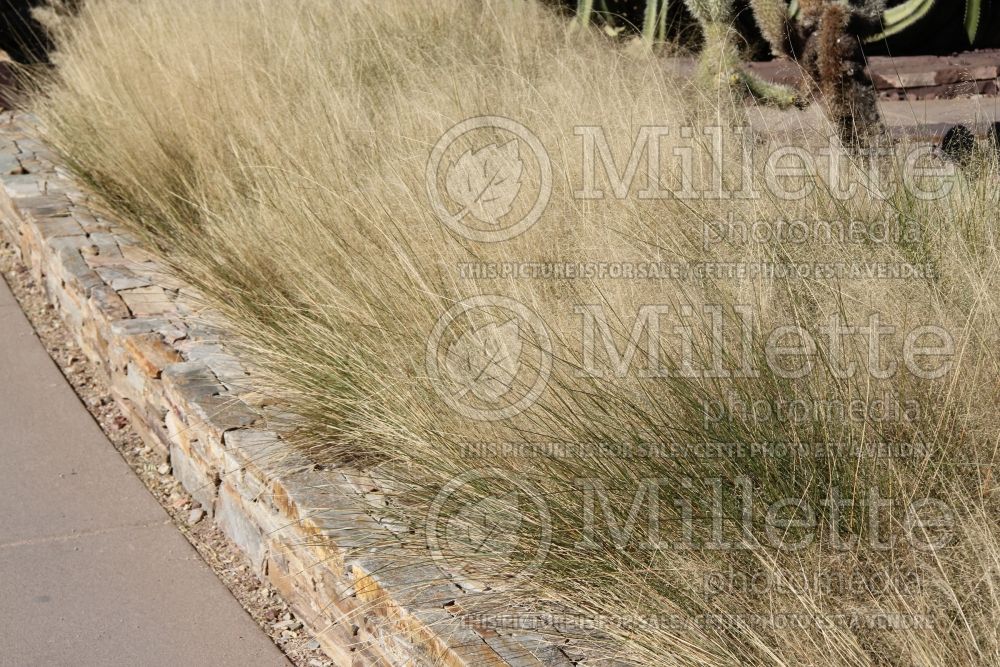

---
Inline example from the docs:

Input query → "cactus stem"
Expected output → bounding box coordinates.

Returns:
[739,71,802,108]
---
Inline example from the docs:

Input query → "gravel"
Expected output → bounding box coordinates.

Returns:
[0,240,332,667]
[187,507,205,525]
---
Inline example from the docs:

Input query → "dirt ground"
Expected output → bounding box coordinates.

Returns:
[0,239,333,667]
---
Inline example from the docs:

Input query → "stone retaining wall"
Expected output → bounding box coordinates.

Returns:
[0,111,571,667]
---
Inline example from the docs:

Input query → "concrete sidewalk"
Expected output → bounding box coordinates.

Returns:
[0,278,288,666]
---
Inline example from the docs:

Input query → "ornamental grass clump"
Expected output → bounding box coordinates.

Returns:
[31,0,999,664]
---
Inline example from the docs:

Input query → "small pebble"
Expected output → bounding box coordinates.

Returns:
[273,618,301,631]
[188,507,205,525]
[156,462,171,475]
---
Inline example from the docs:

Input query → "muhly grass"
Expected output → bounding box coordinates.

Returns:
[29,0,1000,664]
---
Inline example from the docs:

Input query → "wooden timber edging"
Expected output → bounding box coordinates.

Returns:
[745,49,1000,101]
[664,49,1000,102]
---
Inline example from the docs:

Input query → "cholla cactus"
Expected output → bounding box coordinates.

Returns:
[745,0,885,146]
[681,0,737,84]
[831,0,985,46]
[681,0,800,107]
[748,0,792,56]
[795,1,886,145]
[682,0,735,23]
[579,0,984,145]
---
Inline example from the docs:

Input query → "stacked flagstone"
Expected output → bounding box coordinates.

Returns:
[0,111,576,667]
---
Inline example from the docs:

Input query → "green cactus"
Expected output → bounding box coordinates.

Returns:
[745,0,993,146]
[681,0,801,106]
[658,0,670,41]
[641,0,669,46]
[965,0,983,43]
[787,0,990,46]
[570,0,990,143]
[863,0,934,40]
[682,0,733,23]
[575,1,672,46]
[777,1,887,145]
[872,0,987,45]
[748,0,792,56]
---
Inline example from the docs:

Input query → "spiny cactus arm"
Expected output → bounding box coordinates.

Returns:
[864,0,935,41]
[575,0,595,26]
[862,0,984,45]
[642,0,660,45]
[748,0,792,56]
[682,0,738,90]
[738,70,802,108]
[882,0,932,24]
[681,0,736,24]
[686,0,799,108]
[965,0,983,44]
[657,0,669,42]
